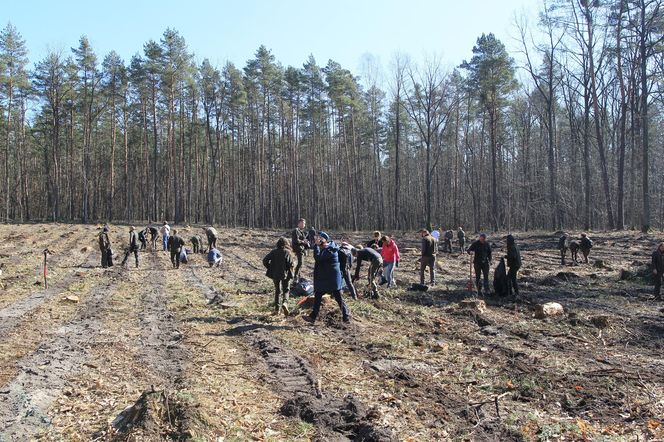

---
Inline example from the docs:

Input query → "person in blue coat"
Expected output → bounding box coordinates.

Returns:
[303,231,350,324]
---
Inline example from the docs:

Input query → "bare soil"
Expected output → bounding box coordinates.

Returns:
[0,225,662,441]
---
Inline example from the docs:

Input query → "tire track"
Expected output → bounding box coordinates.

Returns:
[0,268,122,440]
[0,250,98,338]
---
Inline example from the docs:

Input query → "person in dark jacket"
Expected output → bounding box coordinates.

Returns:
[304,232,350,324]
[263,237,294,315]
[339,242,358,300]
[505,234,521,297]
[366,231,383,249]
[351,246,383,299]
[191,235,203,253]
[168,229,185,269]
[138,228,148,251]
[468,233,492,296]
[569,240,580,264]
[457,227,466,252]
[420,229,437,285]
[203,226,218,250]
[579,233,593,263]
[652,242,664,300]
[291,218,309,282]
[98,226,112,268]
[121,226,139,268]
[147,225,159,250]
[443,230,453,253]
[558,233,569,265]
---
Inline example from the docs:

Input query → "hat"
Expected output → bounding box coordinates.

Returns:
[479,233,487,238]
[318,231,330,242]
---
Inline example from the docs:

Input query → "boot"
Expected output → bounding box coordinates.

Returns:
[281,302,290,316]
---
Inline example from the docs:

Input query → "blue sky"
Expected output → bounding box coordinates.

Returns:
[5,0,539,75]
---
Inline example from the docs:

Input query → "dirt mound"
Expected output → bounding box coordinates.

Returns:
[282,394,393,442]
[245,328,393,440]
[102,388,193,440]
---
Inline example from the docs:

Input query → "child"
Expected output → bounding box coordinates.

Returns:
[263,237,294,316]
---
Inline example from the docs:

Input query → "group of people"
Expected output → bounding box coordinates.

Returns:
[417,229,521,297]
[99,218,663,327]
[97,222,223,270]
[558,232,594,265]
[431,226,466,253]
[262,220,405,322]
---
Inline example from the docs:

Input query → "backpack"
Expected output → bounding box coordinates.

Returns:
[493,258,508,297]
[291,278,314,297]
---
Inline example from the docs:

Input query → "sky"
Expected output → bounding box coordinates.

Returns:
[4,0,540,79]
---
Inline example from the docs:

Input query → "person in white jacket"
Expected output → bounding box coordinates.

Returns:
[161,221,171,251]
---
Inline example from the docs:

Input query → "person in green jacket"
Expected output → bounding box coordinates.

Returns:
[457,227,466,252]
[263,237,294,316]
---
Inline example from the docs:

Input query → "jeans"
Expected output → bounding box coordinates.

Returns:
[420,256,435,285]
[368,260,383,298]
[342,268,358,299]
[383,261,396,287]
[170,249,181,268]
[655,270,663,298]
[294,251,304,281]
[273,278,290,309]
[507,266,519,296]
[122,247,139,267]
[162,234,169,251]
[474,261,490,293]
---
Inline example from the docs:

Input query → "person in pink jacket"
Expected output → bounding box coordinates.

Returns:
[379,235,400,288]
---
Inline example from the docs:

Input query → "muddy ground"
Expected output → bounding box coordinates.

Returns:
[0,224,662,441]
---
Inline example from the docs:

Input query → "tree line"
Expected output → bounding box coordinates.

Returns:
[0,0,663,232]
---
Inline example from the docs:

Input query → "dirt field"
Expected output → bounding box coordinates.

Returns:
[0,224,662,441]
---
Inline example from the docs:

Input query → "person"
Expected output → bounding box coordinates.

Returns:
[352,246,383,299]
[419,229,437,286]
[338,242,358,300]
[579,233,593,263]
[291,218,309,282]
[379,235,400,288]
[558,233,569,265]
[203,226,219,250]
[304,232,350,324]
[431,227,441,241]
[443,229,453,253]
[366,231,383,249]
[207,247,223,267]
[569,240,580,264]
[179,247,189,264]
[168,229,185,269]
[121,226,139,268]
[652,242,664,300]
[161,221,171,251]
[138,228,148,251]
[468,233,492,296]
[263,237,295,316]
[505,234,521,298]
[457,227,466,252]
[98,226,112,268]
[147,224,159,250]
[191,235,202,254]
